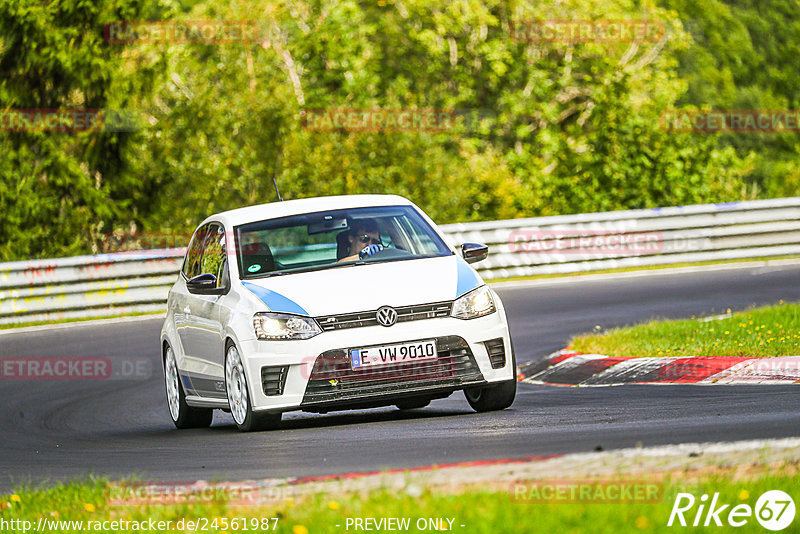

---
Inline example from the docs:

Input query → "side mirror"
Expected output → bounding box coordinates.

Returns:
[461,242,488,264]
[186,273,222,295]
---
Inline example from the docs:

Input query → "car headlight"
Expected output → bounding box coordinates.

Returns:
[450,285,496,320]
[253,312,322,340]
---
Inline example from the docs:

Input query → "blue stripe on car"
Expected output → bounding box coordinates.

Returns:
[455,257,482,298]
[242,281,310,315]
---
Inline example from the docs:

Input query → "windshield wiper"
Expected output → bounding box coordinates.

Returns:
[252,261,367,278]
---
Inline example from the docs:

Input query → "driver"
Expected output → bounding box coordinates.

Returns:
[338,219,383,262]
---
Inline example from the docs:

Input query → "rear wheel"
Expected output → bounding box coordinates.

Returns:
[225,343,281,432]
[464,379,516,412]
[164,345,213,429]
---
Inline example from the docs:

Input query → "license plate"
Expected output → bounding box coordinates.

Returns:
[350,340,438,369]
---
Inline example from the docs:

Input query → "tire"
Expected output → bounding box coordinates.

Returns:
[395,398,431,410]
[464,379,517,412]
[164,345,213,429]
[225,342,281,432]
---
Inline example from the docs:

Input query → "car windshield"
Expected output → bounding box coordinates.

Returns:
[235,205,453,278]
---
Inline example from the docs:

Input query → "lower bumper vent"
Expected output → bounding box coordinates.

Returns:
[261,365,289,396]
[485,338,506,369]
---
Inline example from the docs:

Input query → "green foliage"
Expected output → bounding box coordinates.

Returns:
[0,0,162,259]
[0,0,789,260]
[660,0,800,197]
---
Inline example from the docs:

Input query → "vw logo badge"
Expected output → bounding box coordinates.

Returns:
[376,306,398,327]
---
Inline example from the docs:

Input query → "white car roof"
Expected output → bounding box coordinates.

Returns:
[202,194,414,228]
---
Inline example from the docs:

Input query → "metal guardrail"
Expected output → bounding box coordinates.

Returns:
[441,196,800,278]
[0,251,185,325]
[2,197,799,325]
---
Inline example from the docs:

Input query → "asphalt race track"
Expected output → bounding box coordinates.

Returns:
[2,262,800,491]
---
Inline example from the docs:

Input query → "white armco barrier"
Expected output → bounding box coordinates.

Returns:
[2,197,799,324]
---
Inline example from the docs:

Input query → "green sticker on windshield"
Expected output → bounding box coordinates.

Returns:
[247,264,261,273]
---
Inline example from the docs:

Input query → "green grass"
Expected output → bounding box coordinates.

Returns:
[2,473,799,533]
[570,301,800,358]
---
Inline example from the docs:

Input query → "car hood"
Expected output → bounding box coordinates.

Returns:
[239,255,483,317]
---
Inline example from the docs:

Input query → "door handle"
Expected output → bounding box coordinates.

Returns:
[183,306,191,315]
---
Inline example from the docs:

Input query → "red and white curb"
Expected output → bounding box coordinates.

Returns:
[519,349,800,386]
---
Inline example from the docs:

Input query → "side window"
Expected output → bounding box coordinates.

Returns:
[199,224,227,287]
[182,224,210,279]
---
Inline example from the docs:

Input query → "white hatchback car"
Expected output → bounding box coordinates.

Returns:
[161,195,516,431]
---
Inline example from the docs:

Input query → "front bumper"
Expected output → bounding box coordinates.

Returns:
[238,312,515,412]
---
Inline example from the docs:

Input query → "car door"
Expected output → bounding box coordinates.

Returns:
[174,223,207,378]
[179,223,228,399]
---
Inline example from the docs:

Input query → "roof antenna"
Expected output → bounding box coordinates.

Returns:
[272,176,284,201]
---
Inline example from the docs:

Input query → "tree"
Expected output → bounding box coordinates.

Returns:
[0,0,161,260]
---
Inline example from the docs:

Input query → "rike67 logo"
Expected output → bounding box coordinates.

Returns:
[668,490,795,531]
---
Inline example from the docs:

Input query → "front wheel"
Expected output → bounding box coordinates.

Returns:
[164,345,213,429]
[225,343,281,432]
[464,379,516,412]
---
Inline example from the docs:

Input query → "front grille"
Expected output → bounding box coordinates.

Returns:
[301,335,484,406]
[261,365,288,396]
[316,301,452,331]
[485,338,506,369]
